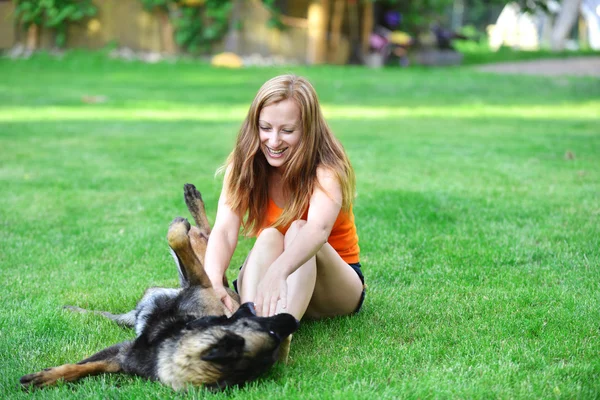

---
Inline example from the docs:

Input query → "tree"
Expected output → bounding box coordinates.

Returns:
[550,0,582,50]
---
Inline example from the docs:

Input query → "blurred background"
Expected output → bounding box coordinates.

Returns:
[1,0,599,67]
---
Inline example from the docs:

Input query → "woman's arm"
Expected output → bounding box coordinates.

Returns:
[204,168,242,311]
[255,167,343,315]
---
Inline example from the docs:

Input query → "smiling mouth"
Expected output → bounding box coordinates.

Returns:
[266,146,287,156]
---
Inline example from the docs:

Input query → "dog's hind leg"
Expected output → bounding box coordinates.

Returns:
[188,226,208,266]
[169,246,192,289]
[63,306,137,328]
[183,184,231,288]
[186,225,234,289]
[167,217,212,288]
[20,342,127,389]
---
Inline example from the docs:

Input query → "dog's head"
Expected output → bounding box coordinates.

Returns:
[162,302,299,390]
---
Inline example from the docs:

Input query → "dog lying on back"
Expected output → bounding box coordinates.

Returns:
[19,184,299,390]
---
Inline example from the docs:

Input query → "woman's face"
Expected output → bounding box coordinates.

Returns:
[258,99,302,170]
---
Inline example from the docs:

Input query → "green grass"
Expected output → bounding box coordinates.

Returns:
[455,39,600,65]
[1,51,599,399]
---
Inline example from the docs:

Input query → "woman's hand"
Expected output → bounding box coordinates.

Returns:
[207,267,236,314]
[212,284,235,314]
[254,269,288,317]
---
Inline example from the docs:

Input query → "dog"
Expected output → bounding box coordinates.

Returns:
[19,184,299,391]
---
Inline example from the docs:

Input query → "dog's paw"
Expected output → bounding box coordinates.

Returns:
[184,184,205,217]
[167,217,192,251]
[184,183,202,204]
[20,370,56,389]
[183,184,211,233]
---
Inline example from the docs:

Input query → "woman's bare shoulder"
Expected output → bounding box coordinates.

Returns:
[315,165,340,185]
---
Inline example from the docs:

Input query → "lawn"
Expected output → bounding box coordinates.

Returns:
[0,52,598,399]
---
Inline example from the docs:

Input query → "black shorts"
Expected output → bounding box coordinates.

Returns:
[232,262,366,314]
[349,262,366,314]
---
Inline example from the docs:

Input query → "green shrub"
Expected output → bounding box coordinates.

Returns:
[13,0,97,48]
[140,0,232,54]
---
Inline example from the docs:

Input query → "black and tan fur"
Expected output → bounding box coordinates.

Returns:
[20,184,299,391]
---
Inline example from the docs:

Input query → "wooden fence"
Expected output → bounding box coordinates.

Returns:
[0,0,311,62]
[1,0,373,65]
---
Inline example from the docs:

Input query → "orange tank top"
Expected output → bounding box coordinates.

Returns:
[258,199,360,264]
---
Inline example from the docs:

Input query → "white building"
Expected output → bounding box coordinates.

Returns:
[488,0,600,51]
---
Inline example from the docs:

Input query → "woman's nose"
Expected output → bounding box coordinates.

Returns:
[267,132,281,146]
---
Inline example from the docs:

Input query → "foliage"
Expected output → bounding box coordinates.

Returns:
[496,0,551,14]
[139,0,286,53]
[139,0,171,13]
[373,0,455,34]
[12,0,97,47]
[461,0,552,30]
[374,0,552,36]
[261,0,285,30]
[178,0,232,53]
[139,0,232,53]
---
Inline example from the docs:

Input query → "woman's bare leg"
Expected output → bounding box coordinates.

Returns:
[239,221,364,319]
[283,221,364,319]
[237,228,284,304]
[307,243,364,318]
[275,221,317,320]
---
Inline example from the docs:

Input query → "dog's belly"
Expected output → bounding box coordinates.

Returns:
[135,288,182,336]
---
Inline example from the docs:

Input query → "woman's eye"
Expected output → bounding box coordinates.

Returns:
[282,129,293,133]
[260,126,271,131]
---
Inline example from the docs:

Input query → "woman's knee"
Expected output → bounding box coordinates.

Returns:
[239,228,284,288]
[255,227,284,249]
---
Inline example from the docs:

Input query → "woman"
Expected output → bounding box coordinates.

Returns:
[204,74,365,324]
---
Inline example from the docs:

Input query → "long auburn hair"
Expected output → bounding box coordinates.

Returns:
[223,74,356,236]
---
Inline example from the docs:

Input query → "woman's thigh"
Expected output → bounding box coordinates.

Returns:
[305,243,365,318]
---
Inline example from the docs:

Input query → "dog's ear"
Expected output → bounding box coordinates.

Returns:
[201,332,245,363]
[230,302,257,319]
[267,313,299,340]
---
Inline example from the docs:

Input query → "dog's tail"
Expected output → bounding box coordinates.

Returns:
[63,306,137,327]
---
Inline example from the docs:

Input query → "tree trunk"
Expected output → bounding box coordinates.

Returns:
[328,0,344,63]
[224,0,242,53]
[306,0,329,65]
[26,24,38,51]
[158,10,176,54]
[550,0,581,51]
[451,0,465,31]
[361,0,374,57]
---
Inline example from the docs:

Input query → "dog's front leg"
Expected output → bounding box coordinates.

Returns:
[20,342,127,389]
